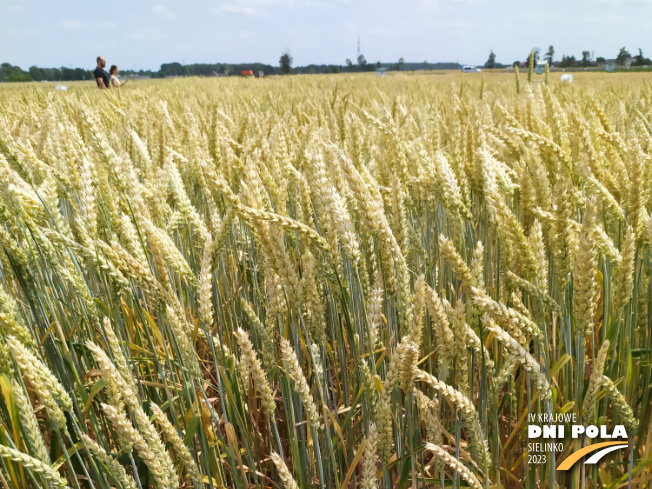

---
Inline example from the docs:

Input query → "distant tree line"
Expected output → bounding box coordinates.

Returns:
[11,45,652,84]
[0,63,157,82]
[1,58,464,82]
[486,46,652,69]
[0,63,33,82]
[26,66,94,81]
[155,57,460,76]
[154,62,278,77]
[0,63,95,82]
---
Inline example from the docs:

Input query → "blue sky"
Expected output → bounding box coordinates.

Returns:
[2,0,652,70]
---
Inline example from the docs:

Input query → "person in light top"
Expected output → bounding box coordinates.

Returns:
[109,65,128,88]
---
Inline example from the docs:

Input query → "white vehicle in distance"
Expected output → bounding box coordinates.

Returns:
[462,65,482,73]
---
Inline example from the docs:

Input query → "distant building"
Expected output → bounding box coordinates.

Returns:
[600,57,632,67]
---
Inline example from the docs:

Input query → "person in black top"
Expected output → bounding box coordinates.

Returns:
[94,56,110,88]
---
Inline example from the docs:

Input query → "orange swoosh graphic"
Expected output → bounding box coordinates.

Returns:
[557,441,627,471]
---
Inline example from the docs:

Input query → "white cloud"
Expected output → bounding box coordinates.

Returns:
[581,12,628,24]
[216,5,260,15]
[214,0,347,16]
[61,20,82,30]
[97,21,115,30]
[60,20,114,31]
[594,0,652,4]
[151,5,176,20]
[418,0,486,7]
[128,27,169,41]
[236,29,257,38]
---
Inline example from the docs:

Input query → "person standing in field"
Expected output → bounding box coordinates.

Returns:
[94,56,110,88]
[109,65,128,88]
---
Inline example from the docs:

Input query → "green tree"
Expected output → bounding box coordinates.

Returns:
[279,51,293,75]
[0,63,32,82]
[633,48,651,66]
[616,47,631,66]
[159,62,185,77]
[357,54,367,70]
[581,50,591,67]
[560,55,577,68]
[484,51,496,69]
[545,45,554,66]
[398,57,405,70]
[29,66,46,81]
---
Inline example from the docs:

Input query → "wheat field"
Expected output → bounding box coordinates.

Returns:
[0,72,651,489]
